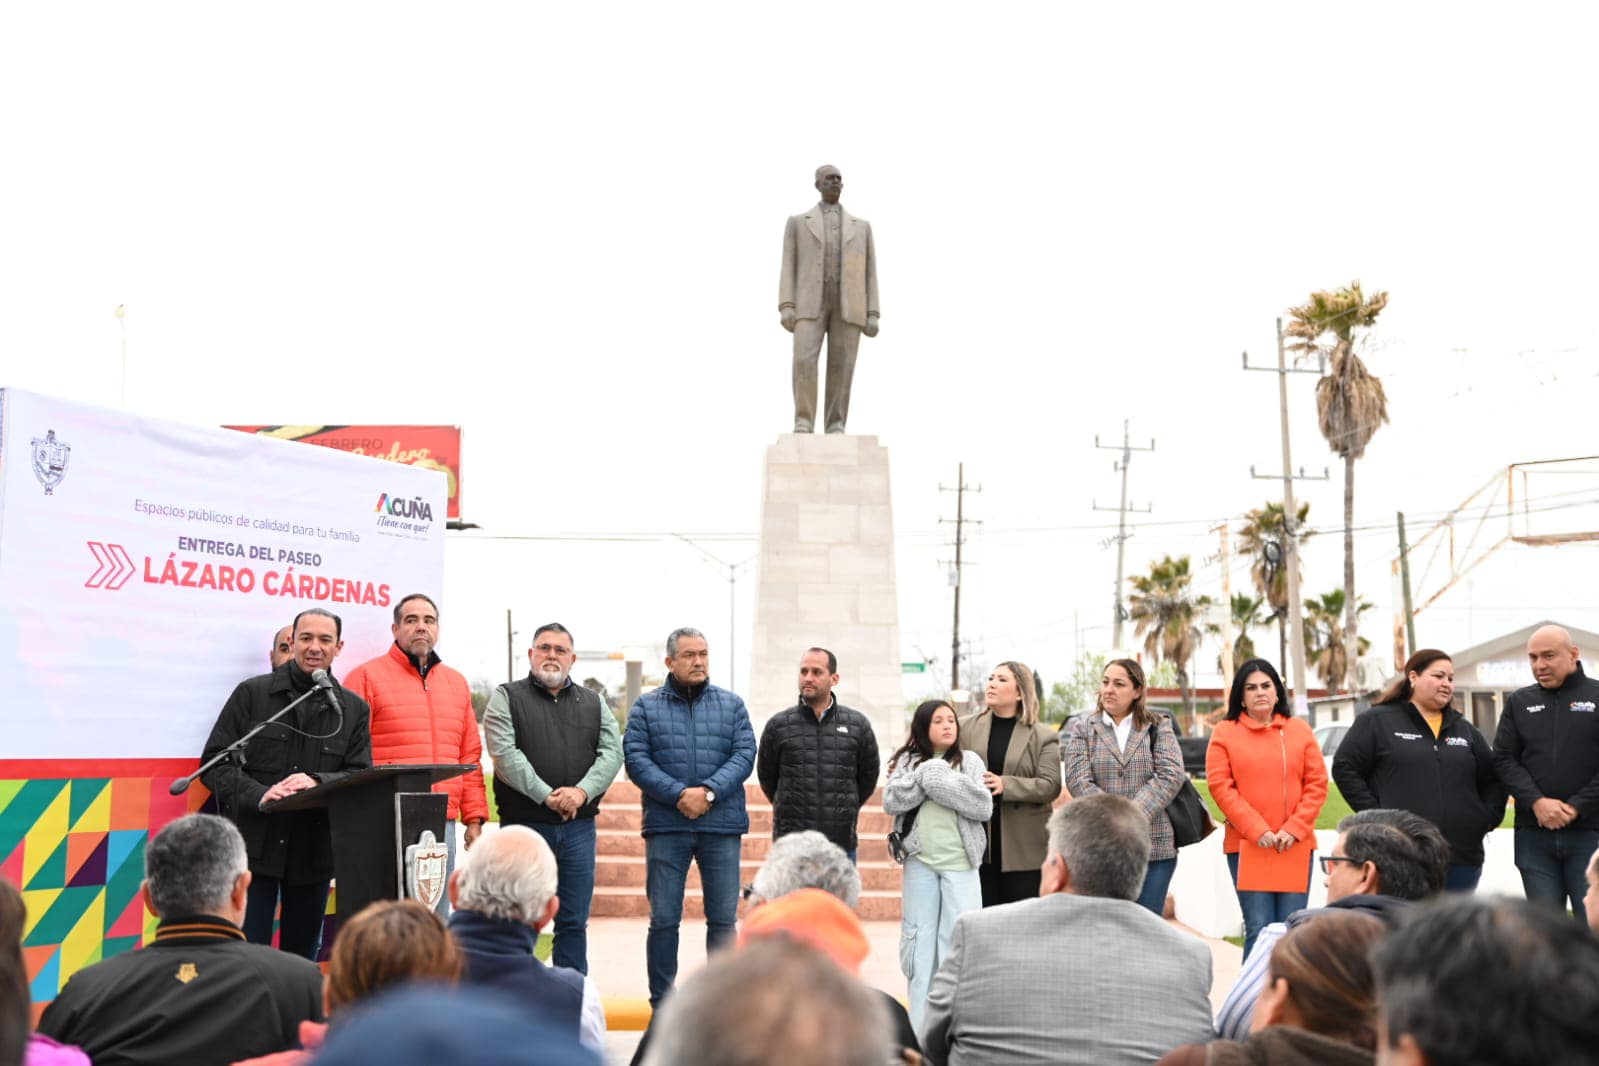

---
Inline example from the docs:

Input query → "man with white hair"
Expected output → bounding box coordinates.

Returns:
[447,825,605,1053]
[37,814,323,1065]
[745,829,862,908]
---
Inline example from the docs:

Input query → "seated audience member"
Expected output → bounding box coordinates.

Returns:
[1373,895,1599,1066]
[314,985,600,1066]
[233,899,462,1065]
[745,828,863,908]
[643,936,891,1066]
[1160,910,1384,1066]
[36,814,322,1066]
[1216,809,1447,1040]
[636,833,917,1066]
[446,825,605,1053]
[2,877,89,1066]
[742,882,919,1061]
[921,793,1213,1066]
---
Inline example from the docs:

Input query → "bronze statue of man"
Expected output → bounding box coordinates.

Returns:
[778,165,880,434]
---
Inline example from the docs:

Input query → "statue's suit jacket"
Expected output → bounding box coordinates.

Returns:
[920,892,1214,1065]
[779,204,880,328]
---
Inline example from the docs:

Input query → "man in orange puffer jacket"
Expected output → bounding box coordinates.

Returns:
[344,593,488,909]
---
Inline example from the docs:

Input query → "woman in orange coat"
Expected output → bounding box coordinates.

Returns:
[1206,659,1327,962]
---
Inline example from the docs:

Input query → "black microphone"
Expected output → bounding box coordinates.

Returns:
[312,668,341,712]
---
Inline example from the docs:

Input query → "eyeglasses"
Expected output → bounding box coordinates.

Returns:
[533,643,572,656]
[1318,855,1364,874]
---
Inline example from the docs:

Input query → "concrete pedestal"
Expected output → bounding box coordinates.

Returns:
[747,434,903,757]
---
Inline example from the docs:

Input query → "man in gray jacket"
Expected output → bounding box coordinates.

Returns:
[921,793,1214,1065]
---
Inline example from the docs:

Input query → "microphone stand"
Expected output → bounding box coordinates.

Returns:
[170,682,330,796]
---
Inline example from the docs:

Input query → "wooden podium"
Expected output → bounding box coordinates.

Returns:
[265,763,475,923]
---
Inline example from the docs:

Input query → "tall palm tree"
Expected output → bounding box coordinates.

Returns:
[1127,555,1215,716]
[1219,592,1265,673]
[1303,589,1372,691]
[1286,282,1389,687]
[1234,501,1313,671]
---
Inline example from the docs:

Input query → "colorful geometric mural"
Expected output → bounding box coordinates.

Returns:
[0,760,206,1007]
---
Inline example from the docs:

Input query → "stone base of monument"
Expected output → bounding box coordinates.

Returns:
[746,433,904,757]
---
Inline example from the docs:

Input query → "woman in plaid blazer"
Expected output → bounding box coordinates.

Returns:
[1062,657,1187,914]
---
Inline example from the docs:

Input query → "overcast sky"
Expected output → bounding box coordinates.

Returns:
[4,2,1596,701]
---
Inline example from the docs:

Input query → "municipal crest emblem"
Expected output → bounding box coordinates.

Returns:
[31,429,70,495]
[405,829,449,910]
[174,962,198,984]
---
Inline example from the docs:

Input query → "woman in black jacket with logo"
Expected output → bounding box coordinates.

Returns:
[1332,648,1506,892]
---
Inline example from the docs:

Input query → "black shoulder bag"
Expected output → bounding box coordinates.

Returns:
[886,802,922,865]
[1151,719,1216,847]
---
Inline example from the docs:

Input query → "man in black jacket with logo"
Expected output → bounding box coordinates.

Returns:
[200,607,372,960]
[39,814,324,1065]
[1493,623,1599,921]
[483,622,622,974]
[756,648,880,861]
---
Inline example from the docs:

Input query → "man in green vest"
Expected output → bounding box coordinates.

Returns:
[484,622,622,974]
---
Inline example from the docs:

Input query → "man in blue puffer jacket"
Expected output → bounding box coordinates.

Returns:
[623,626,757,1005]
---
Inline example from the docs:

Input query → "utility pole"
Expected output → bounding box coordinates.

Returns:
[1093,420,1154,650]
[939,464,981,691]
[1245,318,1328,725]
[1215,522,1236,682]
[506,609,515,685]
[1397,510,1417,659]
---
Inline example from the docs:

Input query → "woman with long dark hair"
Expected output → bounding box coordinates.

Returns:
[1332,648,1504,892]
[1207,658,1327,961]
[961,661,1062,906]
[1062,658,1186,915]
[882,699,992,1029]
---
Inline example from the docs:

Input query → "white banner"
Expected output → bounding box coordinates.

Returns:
[0,388,446,760]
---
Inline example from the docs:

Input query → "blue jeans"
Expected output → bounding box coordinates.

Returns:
[1444,863,1483,893]
[1136,857,1178,916]
[645,831,742,1004]
[523,817,598,973]
[900,856,982,1031]
[1227,852,1310,961]
[243,875,329,961]
[1515,826,1599,922]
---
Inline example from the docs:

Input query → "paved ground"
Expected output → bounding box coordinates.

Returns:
[587,914,1243,1064]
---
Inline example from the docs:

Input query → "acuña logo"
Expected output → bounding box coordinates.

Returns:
[374,493,434,521]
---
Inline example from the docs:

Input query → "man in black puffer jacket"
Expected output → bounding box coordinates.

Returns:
[756,648,880,860]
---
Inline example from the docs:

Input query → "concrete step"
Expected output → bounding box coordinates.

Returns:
[592,855,903,891]
[596,828,899,864]
[607,779,887,807]
[595,804,894,834]
[591,886,904,921]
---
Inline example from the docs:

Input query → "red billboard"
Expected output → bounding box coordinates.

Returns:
[225,425,462,518]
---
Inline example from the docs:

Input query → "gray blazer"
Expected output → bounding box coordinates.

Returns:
[882,751,992,869]
[921,893,1214,1065]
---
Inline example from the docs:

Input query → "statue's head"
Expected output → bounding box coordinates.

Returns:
[814,165,843,204]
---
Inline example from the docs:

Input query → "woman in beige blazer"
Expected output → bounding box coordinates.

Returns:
[960,661,1062,905]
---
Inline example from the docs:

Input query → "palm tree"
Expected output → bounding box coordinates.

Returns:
[1303,589,1373,691]
[1234,501,1313,671]
[1127,555,1215,717]
[1286,282,1389,690]
[1219,592,1265,674]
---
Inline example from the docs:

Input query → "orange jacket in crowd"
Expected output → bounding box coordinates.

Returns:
[1205,712,1327,856]
[344,643,489,825]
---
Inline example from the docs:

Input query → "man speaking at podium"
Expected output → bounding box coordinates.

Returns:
[201,607,372,959]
